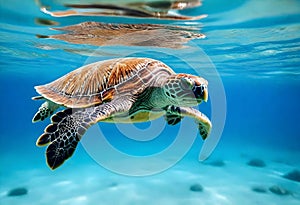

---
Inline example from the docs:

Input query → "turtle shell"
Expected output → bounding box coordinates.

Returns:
[35,58,175,108]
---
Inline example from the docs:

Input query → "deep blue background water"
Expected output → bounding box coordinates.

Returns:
[0,0,300,204]
[1,0,300,159]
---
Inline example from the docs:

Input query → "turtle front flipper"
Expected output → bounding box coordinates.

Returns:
[37,107,94,169]
[37,99,133,169]
[164,106,183,125]
[32,100,60,123]
[165,106,212,140]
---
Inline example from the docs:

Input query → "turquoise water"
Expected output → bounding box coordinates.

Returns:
[1,0,300,204]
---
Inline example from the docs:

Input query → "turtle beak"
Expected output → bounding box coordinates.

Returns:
[203,88,208,102]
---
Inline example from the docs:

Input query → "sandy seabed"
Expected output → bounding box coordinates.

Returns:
[1,144,299,205]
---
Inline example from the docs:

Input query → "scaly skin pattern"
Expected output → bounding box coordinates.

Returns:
[33,58,212,169]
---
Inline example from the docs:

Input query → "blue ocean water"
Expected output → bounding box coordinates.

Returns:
[0,0,300,204]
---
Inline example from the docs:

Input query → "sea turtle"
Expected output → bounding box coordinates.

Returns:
[32,58,212,169]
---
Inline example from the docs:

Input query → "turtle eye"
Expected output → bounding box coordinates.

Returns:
[180,77,194,90]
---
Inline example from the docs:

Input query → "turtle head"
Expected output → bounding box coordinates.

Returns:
[163,74,208,106]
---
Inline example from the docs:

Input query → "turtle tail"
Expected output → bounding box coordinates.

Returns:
[32,100,60,123]
[36,108,94,170]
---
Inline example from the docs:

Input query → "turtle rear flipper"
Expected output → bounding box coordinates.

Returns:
[32,101,60,123]
[32,96,44,100]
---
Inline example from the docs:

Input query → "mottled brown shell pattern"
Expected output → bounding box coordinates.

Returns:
[34,58,175,108]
